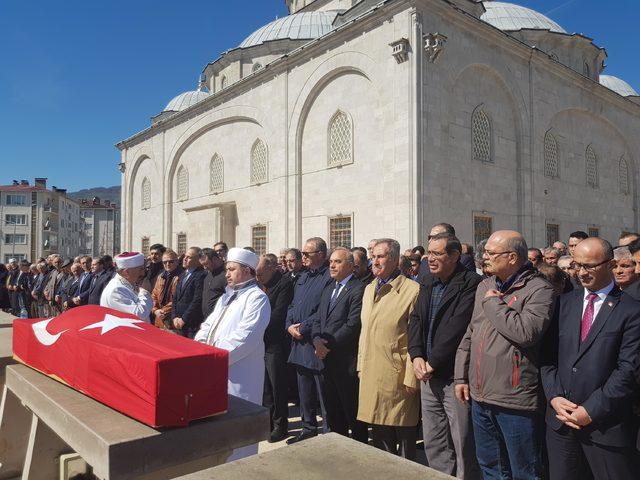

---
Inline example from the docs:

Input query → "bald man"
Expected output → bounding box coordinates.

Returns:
[455,230,555,479]
[541,238,640,480]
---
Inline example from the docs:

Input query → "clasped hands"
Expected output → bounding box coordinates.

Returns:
[313,337,330,360]
[412,357,435,382]
[550,397,592,429]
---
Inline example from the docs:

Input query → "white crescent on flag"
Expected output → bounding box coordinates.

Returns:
[32,318,68,346]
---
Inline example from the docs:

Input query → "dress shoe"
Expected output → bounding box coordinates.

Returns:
[286,431,317,445]
[268,428,288,443]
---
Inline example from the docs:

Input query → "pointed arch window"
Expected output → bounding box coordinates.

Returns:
[328,110,353,167]
[250,139,268,185]
[220,76,227,90]
[209,154,224,194]
[176,166,189,201]
[141,177,151,210]
[619,156,630,195]
[472,106,492,163]
[585,145,598,188]
[543,131,559,178]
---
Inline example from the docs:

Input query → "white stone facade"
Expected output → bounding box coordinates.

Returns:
[117,0,640,254]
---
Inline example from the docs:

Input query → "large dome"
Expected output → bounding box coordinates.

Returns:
[239,11,339,49]
[481,2,566,34]
[163,90,210,112]
[600,75,639,97]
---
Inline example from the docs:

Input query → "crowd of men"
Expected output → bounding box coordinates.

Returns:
[3,226,640,479]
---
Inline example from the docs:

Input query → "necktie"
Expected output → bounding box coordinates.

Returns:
[329,282,342,311]
[581,293,598,342]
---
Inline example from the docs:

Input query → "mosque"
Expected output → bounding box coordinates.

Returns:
[116,0,640,254]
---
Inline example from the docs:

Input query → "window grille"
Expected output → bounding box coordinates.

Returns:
[588,227,599,238]
[141,178,151,209]
[251,225,267,255]
[210,154,224,193]
[619,157,629,194]
[141,237,150,254]
[585,146,598,188]
[177,166,189,200]
[250,139,268,184]
[472,108,492,163]
[546,224,559,247]
[177,233,187,255]
[543,132,559,177]
[473,215,493,248]
[329,216,352,249]
[328,111,353,167]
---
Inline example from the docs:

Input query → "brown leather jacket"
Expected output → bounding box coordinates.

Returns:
[455,265,555,411]
[151,274,179,329]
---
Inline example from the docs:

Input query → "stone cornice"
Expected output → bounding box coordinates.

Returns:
[116,0,638,152]
[116,0,406,151]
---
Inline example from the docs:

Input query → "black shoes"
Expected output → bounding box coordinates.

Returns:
[285,431,317,445]
[268,428,288,443]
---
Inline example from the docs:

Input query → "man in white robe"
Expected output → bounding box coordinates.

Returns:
[100,252,153,322]
[195,247,271,459]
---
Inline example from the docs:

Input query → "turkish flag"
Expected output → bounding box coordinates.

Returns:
[13,305,228,427]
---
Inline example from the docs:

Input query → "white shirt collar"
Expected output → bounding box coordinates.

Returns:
[584,281,614,301]
[336,274,353,288]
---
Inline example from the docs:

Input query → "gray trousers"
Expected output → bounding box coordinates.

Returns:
[420,377,480,479]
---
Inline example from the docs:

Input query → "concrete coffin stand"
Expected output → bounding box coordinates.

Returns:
[0,364,269,480]
[175,433,455,480]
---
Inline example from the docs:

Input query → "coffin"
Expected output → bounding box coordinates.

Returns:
[13,305,228,427]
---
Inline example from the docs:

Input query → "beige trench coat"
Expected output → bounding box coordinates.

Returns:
[357,274,420,427]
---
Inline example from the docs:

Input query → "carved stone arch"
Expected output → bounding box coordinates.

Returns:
[289,51,384,246]
[126,151,153,249]
[164,105,270,245]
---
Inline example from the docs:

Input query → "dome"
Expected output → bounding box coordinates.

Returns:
[481,2,566,34]
[239,11,339,49]
[600,75,639,97]
[163,90,210,112]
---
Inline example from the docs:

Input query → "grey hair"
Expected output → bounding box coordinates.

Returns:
[331,246,354,264]
[557,255,573,265]
[374,238,401,261]
[545,247,561,257]
[306,237,328,257]
[506,236,529,263]
[614,246,634,261]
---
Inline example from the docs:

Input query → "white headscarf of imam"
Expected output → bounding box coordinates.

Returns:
[100,252,153,321]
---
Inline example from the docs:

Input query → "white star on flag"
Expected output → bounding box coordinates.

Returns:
[80,313,145,335]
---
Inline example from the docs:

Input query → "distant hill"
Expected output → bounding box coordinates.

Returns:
[69,186,121,205]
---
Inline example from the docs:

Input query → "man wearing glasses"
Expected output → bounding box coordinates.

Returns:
[285,237,333,444]
[213,242,229,262]
[455,230,555,479]
[416,223,456,285]
[542,238,640,480]
[151,249,181,329]
[201,248,227,318]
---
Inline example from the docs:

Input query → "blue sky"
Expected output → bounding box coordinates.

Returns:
[0,0,637,192]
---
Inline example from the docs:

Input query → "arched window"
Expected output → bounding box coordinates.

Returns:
[141,177,151,210]
[543,131,559,178]
[220,76,227,90]
[176,166,189,200]
[210,154,224,194]
[252,63,263,73]
[250,139,268,185]
[472,106,492,163]
[583,62,591,78]
[619,156,630,194]
[585,145,598,188]
[328,110,353,167]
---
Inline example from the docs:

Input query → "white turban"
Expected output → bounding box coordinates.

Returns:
[115,252,145,269]
[226,247,259,270]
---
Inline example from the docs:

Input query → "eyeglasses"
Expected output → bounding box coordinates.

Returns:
[572,258,612,273]
[302,251,321,257]
[427,250,448,258]
[162,260,177,264]
[483,250,514,258]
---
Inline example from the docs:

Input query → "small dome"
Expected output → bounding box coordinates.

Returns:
[163,90,209,112]
[239,11,339,49]
[481,2,566,34]
[600,75,639,97]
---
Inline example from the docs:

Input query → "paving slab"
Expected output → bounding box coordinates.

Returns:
[1,364,269,480]
[175,432,454,480]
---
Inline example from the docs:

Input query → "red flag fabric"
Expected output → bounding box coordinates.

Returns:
[13,305,228,427]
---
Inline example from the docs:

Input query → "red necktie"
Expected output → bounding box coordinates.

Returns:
[581,293,598,342]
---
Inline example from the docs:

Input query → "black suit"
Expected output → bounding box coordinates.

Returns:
[172,268,207,338]
[541,286,640,479]
[311,275,367,442]
[201,267,227,319]
[262,272,295,433]
[408,263,482,379]
[88,270,114,305]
